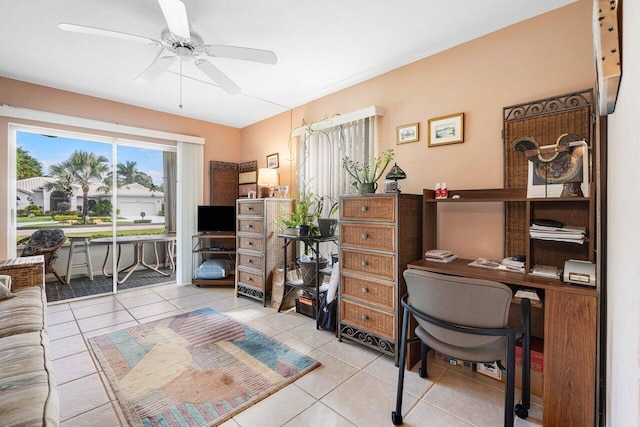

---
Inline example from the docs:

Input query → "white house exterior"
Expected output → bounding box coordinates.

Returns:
[16,177,164,216]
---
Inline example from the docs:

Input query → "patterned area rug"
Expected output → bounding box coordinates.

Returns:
[88,307,320,426]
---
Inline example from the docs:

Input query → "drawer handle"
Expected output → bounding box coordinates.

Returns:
[361,261,368,267]
[246,276,253,282]
[362,287,368,294]
[361,233,368,239]
[248,259,253,263]
[361,206,368,212]
[248,242,253,245]
[247,207,253,211]
[361,315,369,322]
[247,224,253,229]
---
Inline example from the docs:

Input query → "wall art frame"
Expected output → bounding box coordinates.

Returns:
[396,123,419,144]
[428,113,464,147]
[266,153,279,169]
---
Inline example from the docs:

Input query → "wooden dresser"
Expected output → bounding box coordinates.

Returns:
[337,194,422,362]
[236,198,293,306]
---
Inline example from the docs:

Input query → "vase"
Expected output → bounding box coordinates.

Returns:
[299,224,310,236]
[318,218,338,237]
[356,182,378,195]
[298,258,328,287]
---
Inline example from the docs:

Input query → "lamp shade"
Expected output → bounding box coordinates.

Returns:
[385,163,407,181]
[257,168,279,186]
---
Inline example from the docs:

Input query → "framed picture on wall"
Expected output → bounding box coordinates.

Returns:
[428,113,464,147]
[267,153,279,169]
[396,123,419,144]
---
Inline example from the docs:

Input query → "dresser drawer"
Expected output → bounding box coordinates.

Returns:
[340,223,395,251]
[341,197,395,222]
[238,200,264,216]
[341,249,395,281]
[341,275,395,310]
[238,218,264,234]
[237,269,264,290]
[340,299,395,340]
[237,252,263,271]
[237,235,263,252]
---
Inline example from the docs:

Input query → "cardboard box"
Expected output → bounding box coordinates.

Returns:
[475,339,544,397]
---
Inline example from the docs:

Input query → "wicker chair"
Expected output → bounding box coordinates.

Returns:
[18,228,66,284]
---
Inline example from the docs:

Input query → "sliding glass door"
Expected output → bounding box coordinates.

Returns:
[14,126,177,302]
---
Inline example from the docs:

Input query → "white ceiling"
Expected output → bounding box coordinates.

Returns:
[0,0,575,128]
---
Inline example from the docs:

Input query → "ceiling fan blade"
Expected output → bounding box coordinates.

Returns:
[135,56,177,83]
[204,45,278,65]
[157,0,190,40]
[58,23,160,46]
[194,59,241,95]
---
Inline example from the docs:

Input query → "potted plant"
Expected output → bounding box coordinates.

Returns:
[342,149,395,194]
[274,189,320,236]
[317,196,340,237]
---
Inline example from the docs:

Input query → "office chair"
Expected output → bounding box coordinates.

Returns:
[18,228,66,284]
[392,269,531,426]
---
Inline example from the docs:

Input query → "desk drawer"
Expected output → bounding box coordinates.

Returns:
[341,197,395,222]
[237,235,263,252]
[340,299,395,340]
[341,275,395,310]
[238,201,264,216]
[237,252,263,271]
[238,218,264,234]
[340,223,395,251]
[341,249,395,281]
[237,269,264,290]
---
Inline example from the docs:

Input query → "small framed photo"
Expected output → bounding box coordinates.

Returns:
[396,123,419,144]
[266,153,279,169]
[428,113,464,147]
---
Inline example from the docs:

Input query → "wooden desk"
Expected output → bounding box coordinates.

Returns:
[408,258,597,426]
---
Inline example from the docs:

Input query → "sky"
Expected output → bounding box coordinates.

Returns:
[17,131,165,185]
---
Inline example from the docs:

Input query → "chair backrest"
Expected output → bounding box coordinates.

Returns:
[403,269,513,348]
[22,228,66,258]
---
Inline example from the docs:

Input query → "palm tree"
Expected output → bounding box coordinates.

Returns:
[45,150,109,223]
[118,161,153,187]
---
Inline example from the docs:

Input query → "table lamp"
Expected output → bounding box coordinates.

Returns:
[258,168,279,197]
[384,163,406,193]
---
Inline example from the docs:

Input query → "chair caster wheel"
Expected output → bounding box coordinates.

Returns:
[418,367,427,378]
[391,411,403,425]
[515,404,529,419]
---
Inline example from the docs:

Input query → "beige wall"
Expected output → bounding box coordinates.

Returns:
[241,1,595,258]
[0,77,241,257]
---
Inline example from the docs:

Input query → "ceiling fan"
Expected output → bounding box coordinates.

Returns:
[58,0,277,96]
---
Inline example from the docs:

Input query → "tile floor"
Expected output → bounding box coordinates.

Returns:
[48,283,544,426]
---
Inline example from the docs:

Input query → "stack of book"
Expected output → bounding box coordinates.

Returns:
[530,222,586,244]
[425,249,458,263]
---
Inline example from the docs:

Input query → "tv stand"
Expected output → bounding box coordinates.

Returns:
[192,233,236,287]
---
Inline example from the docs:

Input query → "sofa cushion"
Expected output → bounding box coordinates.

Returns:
[0,330,59,426]
[0,287,46,338]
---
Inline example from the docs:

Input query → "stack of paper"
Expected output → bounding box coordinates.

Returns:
[425,249,458,263]
[468,258,508,270]
[502,257,525,273]
[530,264,560,279]
[530,223,586,244]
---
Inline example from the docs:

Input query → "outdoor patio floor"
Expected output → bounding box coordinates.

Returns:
[45,268,176,303]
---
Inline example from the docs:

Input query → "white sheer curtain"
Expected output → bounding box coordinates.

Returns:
[177,141,203,284]
[297,117,372,215]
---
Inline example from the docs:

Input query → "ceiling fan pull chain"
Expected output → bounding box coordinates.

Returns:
[179,60,183,109]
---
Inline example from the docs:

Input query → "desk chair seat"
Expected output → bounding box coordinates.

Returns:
[392,269,531,426]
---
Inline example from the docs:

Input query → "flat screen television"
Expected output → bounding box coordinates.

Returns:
[197,205,236,234]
